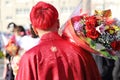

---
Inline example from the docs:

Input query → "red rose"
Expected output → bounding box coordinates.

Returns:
[110,41,120,51]
[86,29,100,40]
[85,16,98,30]
[85,25,95,32]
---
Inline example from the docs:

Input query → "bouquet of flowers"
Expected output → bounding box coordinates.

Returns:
[6,36,20,56]
[69,9,120,59]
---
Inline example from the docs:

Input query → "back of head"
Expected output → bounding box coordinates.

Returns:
[30,1,59,31]
[7,22,17,29]
[7,22,17,32]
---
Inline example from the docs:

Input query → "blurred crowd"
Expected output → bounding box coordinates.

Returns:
[0,22,40,80]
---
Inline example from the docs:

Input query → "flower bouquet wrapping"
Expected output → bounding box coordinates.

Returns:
[63,9,120,60]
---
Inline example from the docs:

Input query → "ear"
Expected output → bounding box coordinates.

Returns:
[32,27,38,35]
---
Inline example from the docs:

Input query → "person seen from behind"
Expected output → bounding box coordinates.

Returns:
[16,1,101,80]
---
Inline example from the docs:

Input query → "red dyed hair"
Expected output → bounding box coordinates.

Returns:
[30,1,59,30]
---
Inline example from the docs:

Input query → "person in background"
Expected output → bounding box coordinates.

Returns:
[18,24,40,56]
[2,22,18,80]
[5,24,26,79]
[112,58,120,80]
[93,55,115,80]
[16,1,101,80]
[7,22,17,32]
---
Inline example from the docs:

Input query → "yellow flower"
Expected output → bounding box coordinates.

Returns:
[113,25,120,31]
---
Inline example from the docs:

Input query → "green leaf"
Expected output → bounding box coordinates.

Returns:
[86,38,96,48]
[0,51,4,58]
[100,49,118,60]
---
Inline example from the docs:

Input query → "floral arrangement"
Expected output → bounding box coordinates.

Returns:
[73,9,120,59]
[6,36,19,56]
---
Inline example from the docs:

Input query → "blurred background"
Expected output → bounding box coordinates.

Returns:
[0,0,120,79]
[0,0,120,32]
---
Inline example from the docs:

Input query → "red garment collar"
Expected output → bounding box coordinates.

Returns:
[40,32,61,42]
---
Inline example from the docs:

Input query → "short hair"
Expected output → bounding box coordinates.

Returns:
[30,1,59,30]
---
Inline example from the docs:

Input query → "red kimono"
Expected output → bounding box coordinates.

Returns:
[16,32,101,80]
